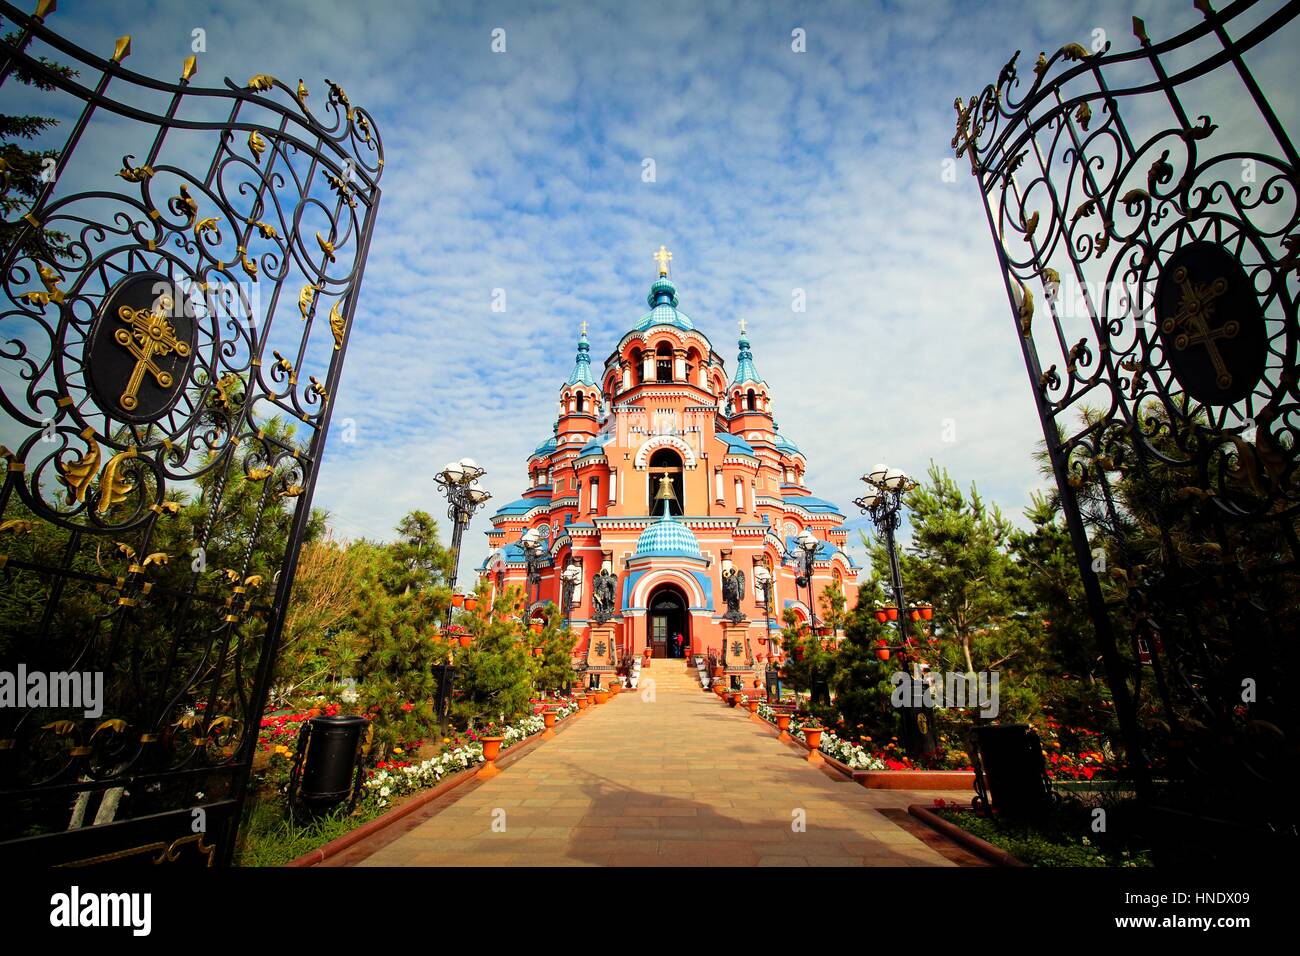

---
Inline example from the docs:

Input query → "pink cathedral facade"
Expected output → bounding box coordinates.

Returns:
[478,250,858,672]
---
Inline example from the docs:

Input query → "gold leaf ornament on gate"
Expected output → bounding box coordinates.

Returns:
[97,448,137,514]
[329,300,346,349]
[56,429,101,504]
[248,130,267,163]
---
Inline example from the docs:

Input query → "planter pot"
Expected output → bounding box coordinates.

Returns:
[801,726,825,764]
[458,635,471,648]
[714,683,727,698]
[593,690,610,705]
[542,709,558,738]
[775,714,792,741]
[746,698,760,716]
[853,770,976,791]
[711,666,724,678]
[478,736,505,779]
[576,695,590,710]
[726,693,740,708]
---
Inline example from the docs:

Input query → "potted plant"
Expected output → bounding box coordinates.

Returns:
[478,734,505,778]
[542,709,558,738]
[801,725,825,764]
[776,713,792,740]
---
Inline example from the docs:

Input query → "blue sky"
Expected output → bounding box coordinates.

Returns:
[7,0,1297,574]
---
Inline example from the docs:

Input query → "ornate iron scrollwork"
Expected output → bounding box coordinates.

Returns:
[0,3,384,865]
[953,0,1299,855]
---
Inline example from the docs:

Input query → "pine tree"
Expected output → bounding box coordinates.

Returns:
[1,31,77,260]
[452,584,535,725]
[351,511,451,757]
[830,577,900,741]
[532,601,577,695]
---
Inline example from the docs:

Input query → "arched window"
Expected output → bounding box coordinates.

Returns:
[656,342,673,383]
[746,388,756,411]
[576,392,585,413]
[632,348,643,385]
[648,448,684,516]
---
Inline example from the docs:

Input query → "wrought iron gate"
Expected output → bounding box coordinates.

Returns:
[0,3,383,864]
[953,0,1299,855]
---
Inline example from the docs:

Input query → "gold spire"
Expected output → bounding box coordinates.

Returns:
[653,244,672,277]
[580,320,588,335]
[738,318,747,334]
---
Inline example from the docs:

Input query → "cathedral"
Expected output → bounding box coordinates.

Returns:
[479,248,859,678]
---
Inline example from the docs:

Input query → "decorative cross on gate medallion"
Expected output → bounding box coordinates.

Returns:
[113,295,191,411]
[1162,265,1235,390]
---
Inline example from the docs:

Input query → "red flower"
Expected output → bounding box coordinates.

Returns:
[401,702,414,712]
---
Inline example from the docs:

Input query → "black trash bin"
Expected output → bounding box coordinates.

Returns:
[973,723,1052,819]
[292,714,369,810]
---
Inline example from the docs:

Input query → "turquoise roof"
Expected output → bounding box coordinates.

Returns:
[634,499,704,559]
[784,495,844,515]
[566,326,597,387]
[731,325,763,385]
[713,432,756,457]
[774,433,801,455]
[531,435,557,458]
[633,276,696,332]
[578,433,614,458]
[491,497,540,518]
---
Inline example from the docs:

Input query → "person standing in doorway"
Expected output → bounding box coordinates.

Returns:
[672,631,683,659]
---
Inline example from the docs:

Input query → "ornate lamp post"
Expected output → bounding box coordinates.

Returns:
[432,459,488,733]
[560,560,582,628]
[854,463,935,754]
[434,458,490,629]
[792,527,820,631]
[520,525,550,613]
[754,561,780,701]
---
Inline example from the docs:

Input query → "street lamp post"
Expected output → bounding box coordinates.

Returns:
[520,526,550,614]
[854,463,935,754]
[434,458,491,629]
[755,562,780,701]
[432,459,490,733]
[793,527,820,631]
[560,560,582,628]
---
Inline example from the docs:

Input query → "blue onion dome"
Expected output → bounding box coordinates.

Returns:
[635,275,695,331]
[634,499,704,559]
[566,324,597,386]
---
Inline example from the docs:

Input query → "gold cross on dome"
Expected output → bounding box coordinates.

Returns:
[738,318,747,334]
[653,244,672,276]
[580,320,588,335]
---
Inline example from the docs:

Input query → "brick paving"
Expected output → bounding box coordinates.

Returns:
[333,661,968,867]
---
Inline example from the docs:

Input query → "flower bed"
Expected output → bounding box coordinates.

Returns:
[238,699,580,864]
[363,702,577,808]
[755,699,886,770]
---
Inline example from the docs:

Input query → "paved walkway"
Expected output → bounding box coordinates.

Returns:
[330,662,971,867]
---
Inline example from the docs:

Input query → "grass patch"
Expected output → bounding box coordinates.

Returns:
[234,792,384,867]
[936,802,1153,867]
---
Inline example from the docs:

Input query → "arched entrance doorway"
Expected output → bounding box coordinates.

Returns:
[647,583,689,658]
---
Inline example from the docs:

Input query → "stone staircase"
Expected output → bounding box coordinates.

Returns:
[637,658,703,694]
